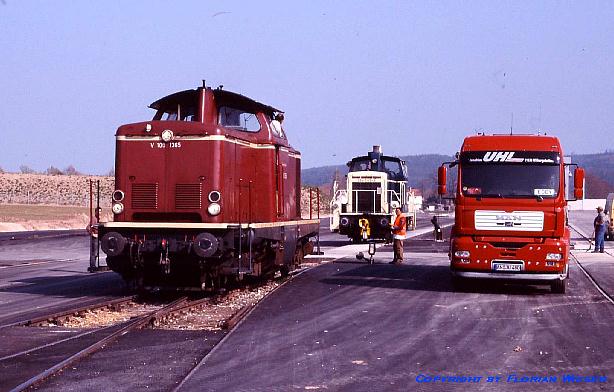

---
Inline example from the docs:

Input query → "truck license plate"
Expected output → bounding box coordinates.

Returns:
[492,263,522,272]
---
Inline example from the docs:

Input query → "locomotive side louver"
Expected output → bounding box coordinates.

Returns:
[175,183,202,209]
[131,183,159,209]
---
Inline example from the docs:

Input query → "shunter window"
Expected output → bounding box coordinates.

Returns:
[349,159,371,172]
[219,106,261,132]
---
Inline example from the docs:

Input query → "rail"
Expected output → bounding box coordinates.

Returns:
[172,266,312,392]
[9,296,222,391]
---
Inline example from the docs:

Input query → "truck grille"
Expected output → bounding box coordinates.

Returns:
[131,183,158,209]
[175,183,202,209]
[474,210,544,231]
[352,182,382,213]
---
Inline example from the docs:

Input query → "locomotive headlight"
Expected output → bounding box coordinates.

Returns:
[112,202,124,214]
[208,190,221,203]
[207,202,221,216]
[546,253,563,261]
[454,250,470,258]
[112,190,125,202]
[161,129,174,142]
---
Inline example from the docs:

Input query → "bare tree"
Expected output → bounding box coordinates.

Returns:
[19,165,36,174]
[46,166,64,175]
[64,165,80,176]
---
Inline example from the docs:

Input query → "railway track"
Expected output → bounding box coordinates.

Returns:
[2,267,312,391]
[6,295,218,392]
[0,295,136,330]
[172,266,311,391]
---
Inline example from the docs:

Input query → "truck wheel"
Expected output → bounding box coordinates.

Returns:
[551,278,567,294]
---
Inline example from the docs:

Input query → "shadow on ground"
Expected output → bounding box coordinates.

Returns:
[320,262,554,295]
[0,273,127,298]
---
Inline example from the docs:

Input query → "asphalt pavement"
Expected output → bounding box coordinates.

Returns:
[0,234,126,326]
[177,213,614,391]
[2,212,614,391]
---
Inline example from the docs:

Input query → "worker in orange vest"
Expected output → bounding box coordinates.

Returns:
[389,207,407,265]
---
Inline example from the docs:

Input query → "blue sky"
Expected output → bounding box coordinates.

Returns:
[1,1,613,174]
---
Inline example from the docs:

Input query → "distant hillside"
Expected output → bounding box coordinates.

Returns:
[302,154,453,198]
[570,152,614,198]
[302,152,614,199]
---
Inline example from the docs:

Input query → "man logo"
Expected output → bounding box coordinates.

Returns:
[483,151,515,162]
[496,214,522,221]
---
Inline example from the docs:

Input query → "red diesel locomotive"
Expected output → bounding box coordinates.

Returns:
[93,83,319,289]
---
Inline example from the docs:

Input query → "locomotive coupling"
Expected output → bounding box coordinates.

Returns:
[101,232,127,257]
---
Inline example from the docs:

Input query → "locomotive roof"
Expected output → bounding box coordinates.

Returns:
[350,155,403,161]
[149,88,282,114]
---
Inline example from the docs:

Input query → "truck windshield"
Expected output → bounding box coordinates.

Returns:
[460,151,561,198]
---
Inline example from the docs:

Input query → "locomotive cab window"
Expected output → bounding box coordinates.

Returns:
[153,104,197,121]
[218,106,261,132]
[383,158,406,180]
[349,158,371,172]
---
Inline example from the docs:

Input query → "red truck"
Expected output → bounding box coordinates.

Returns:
[438,134,585,293]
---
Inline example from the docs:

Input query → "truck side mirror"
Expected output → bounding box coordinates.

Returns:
[438,166,447,195]
[574,167,585,200]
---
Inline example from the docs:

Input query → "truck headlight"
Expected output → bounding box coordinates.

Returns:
[112,202,124,214]
[546,253,562,261]
[454,250,470,258]
[207,203,221,216]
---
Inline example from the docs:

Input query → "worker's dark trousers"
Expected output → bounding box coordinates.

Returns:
[393,239,404,263]
[595,226,605,252]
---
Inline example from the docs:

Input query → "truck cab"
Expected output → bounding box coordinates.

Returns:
[438,134,585,293]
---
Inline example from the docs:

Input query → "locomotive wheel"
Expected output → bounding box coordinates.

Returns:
[280,265,290,277]
[106,256,135,279]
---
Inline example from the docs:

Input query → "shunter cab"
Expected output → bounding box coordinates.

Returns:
[330,146,416,242]
[92,84,319,289]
